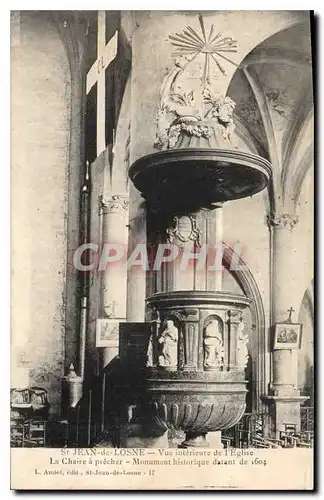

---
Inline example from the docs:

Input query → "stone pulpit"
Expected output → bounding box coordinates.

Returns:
[120,13,272,448]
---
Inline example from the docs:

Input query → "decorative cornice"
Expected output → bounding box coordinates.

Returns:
[147,290,251,310]
[98,194,129,215]
[129,148,272,210]
[266,212,299,230]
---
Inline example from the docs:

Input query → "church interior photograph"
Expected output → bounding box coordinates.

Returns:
[11,10,314,449]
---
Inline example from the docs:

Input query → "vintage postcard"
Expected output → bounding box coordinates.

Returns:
[11,9,314,490]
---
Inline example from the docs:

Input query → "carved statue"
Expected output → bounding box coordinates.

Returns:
[155,76,236,150]
[158,320,178,368]
[147,335,154,367]
[236,320,249,368]
[155,55,201,150]
[154,23,238,151]
[203,319,224,368]
[203,87,236,142]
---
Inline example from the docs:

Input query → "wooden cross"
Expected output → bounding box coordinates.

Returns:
[286,307,295,323]
[86,11,118,157]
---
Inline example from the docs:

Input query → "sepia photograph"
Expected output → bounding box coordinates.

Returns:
[10,8,314,490]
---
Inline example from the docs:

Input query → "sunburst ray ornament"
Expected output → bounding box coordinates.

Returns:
[169,13,238,83]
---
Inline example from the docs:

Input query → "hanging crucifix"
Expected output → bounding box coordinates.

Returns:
[86,11,118,157]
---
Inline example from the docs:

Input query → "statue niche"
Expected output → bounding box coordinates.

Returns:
[203,316,224,370]
[157,319,179,369]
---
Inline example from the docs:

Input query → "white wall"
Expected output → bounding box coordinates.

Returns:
[11,12,71,416]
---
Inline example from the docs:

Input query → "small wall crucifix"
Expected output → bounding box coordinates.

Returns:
[285,307,295,324]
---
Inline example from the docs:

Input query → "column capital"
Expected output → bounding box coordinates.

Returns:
[266,212,299,230]
[98,194,129,215]
[227,309,243,324]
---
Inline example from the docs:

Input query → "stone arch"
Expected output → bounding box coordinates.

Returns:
[222,243,267,413]
[226,18,312,217]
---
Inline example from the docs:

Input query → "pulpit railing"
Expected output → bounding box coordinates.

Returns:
[299,406,314,446]
[300,406,314,434]
[222,408,314,449]
[222,413,272,448]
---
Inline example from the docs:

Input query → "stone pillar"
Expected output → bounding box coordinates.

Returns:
[126,186,147,322]
[98,194,129,366]
[267,213,307,436]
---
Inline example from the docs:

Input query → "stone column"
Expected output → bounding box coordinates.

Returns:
[126,186,147,323]
[98,194,129,366]
[267,213,307,436]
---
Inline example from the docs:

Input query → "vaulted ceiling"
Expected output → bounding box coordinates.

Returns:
[228,20,313,213]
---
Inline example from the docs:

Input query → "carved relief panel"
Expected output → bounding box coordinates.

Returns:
[150,308,201,372]
[166,215,201,247]
[155,15,238,151]
[147,293,251,375]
